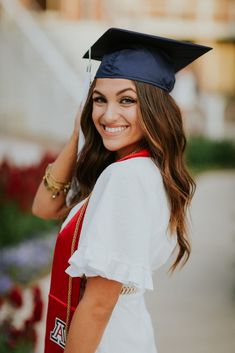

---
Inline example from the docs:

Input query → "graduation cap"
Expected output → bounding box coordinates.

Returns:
[83,27,212,92]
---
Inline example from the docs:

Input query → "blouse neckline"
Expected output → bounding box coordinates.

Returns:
[116,148,151,163]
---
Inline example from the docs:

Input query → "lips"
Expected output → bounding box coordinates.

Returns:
[101,124,129,135]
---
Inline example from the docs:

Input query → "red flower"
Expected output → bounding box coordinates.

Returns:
[31,285,43,322]
[8,286,23,308]
[32,285,41,301]
[22,324,37,344]
[9,326,21,338]
[24,318,33,327]
[32,299,43,322]
[6,338,17,349]
[0,152,57,211]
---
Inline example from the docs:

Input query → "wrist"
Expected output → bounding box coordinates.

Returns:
[43,164,71,199]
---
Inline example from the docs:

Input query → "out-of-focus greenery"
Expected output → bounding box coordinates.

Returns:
[0,201,57,247]
[0,154,58,248]
[186,137,235,173]
[0,330,33,353]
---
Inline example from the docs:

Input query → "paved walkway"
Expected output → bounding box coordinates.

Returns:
[34,170,235,353]
[146,171,235,353]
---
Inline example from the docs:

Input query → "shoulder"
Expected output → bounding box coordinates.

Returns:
[89,157,168,218]
[96,157,162,191]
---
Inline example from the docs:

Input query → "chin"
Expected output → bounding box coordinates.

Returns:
[104,146,120,153]
[102,142,125,152]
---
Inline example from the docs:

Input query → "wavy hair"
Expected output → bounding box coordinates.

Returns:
[73,79,196,272]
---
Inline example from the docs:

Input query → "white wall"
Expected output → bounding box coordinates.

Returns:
[0,17,80,142]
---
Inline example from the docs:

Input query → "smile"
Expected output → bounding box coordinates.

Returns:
[102,125,129,135]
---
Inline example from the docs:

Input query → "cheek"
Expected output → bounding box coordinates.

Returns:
[130,111,144,137]
[134,123,144,139]
[92,105,103,123]
[127,108,141,128]
[92,106,99,125]
[122,106,137,122]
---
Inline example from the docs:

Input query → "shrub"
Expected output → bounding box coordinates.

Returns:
[0,153,56,211]
[186,137,235,172]
[0,202,57,247]
[0,285,43,353]
[0,154,59,248]
[0,235,55,290]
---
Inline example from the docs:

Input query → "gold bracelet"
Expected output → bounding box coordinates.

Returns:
[43,164,71,199]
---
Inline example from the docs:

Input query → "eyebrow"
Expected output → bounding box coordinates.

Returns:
[92,88,136,96]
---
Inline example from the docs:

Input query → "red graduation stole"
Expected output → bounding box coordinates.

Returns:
[44,149,150,353]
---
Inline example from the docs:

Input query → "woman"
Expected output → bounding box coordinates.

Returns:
[32,28,211,353]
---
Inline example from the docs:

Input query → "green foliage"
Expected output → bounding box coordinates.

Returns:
[0,201,57,248]
[0,331,33,353]
[186,137,235,173]
[0,154,59,248]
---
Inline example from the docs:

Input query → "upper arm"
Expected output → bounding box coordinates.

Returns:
[81,276,123,313]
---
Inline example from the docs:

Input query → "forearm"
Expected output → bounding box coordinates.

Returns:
[64,300,113,353]
[32,131,79,219]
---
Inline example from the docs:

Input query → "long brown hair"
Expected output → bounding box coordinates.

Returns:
[74,79,195,272]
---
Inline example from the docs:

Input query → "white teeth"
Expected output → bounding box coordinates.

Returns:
[104,126,127,133]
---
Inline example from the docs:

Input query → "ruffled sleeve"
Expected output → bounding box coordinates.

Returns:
[65,162,158,290]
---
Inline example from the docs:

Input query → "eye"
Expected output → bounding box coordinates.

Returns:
[92,96,106,104]
[120,97,137,104]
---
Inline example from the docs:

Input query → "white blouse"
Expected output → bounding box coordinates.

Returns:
[65,156,177,291]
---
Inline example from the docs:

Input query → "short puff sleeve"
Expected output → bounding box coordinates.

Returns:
[65,162,154,290]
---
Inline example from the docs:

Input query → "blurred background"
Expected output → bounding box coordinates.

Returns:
[0,1,234,353]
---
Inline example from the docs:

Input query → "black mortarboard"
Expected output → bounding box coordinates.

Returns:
[83,28,212,92]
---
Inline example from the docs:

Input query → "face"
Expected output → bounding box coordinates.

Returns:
[92,78,144,159]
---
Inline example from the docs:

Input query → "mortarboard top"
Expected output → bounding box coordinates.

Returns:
[83,28,212,92]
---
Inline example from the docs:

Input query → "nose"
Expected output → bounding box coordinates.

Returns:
[103,102,119,123]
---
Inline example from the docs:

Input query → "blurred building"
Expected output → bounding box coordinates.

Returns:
[0,0,234,142]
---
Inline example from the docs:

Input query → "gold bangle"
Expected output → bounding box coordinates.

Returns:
[45,164,69,185]
[43,164,71,199]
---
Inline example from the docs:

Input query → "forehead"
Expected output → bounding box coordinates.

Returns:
[93,78,136,93]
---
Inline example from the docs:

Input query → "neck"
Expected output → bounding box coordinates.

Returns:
[115,142,145,160]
